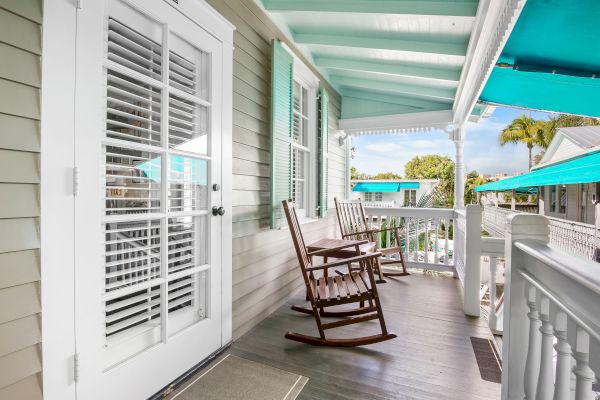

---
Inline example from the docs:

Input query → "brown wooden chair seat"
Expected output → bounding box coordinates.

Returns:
[283,200,397,347]
[335,198,409,282]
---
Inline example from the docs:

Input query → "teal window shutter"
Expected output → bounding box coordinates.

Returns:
[319,88,329,217]
[270,40,294,229]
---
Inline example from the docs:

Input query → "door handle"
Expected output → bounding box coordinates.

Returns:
[212,206,225,216]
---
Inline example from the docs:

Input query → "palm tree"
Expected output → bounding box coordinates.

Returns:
[498,114,546,171]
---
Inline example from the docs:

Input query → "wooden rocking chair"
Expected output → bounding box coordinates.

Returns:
[282,200,397,347]
[335,198,409,281]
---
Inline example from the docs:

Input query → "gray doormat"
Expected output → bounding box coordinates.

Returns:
[470,337,502,383]
[169,354,308,400]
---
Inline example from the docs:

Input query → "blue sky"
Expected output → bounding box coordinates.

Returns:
[351,106,556,176]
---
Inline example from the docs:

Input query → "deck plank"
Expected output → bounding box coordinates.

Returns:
[230,272,501,400]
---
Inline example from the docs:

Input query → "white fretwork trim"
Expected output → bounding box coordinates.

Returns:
[338,109,453,136]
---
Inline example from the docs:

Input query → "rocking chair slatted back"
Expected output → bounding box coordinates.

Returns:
[335,198,373,242]
[335,198,409,279]
[282,200,313,287]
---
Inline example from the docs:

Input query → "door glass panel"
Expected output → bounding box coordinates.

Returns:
[168,155,208,212]
[106,71,162,146]
[168,94,208,153]
[167,215,207,274]
[104,284,162,362]
[104,220,161,293]
[168,215,208,335]
[107,16,162,80]
[169,33,209,100]
[105,146,161,215]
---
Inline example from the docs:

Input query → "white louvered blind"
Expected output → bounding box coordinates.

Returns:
[102,9,211,356]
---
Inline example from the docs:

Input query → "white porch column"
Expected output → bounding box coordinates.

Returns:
[453,126,465,209]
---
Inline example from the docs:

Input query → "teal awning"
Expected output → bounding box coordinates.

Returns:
[480,0,600,117]
[352,182,420,192]
[475,151,600,192]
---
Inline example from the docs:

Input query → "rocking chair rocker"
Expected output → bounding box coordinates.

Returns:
[282,200,397,347]
[335,198,409,281]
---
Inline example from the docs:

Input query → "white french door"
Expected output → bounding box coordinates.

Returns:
[73,1,226,398]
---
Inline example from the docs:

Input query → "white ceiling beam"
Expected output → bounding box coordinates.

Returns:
[314,56,462,83]
[262,0,479,17]
[331,75,456,101]
[342,88,452,109]
[294,32,468,57]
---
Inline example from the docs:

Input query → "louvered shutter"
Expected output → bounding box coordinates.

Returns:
[270,40,294,229]
[319,88,329,217]
[103,12,211,347]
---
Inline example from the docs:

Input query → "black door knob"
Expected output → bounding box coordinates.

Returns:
[212,206,225,216]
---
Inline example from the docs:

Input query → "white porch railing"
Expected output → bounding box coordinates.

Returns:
[483,205,599,261]
[502,214,600,400]
[363,200,396,208]
[363,205,484,317]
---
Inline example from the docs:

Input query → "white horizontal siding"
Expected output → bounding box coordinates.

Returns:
[207,0,346,340]
[0,2,43,396]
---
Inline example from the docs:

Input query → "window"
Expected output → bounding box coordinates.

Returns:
[291,81,310,213]
[559,185,567,214]
[269,41,325,228]
[550,185,557,212]
[364,192,382,202]
[404,190,417,206]
[289,54,319,219]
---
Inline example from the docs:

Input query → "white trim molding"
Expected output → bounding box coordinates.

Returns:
[452,0,527,125]
[338,109,453,136]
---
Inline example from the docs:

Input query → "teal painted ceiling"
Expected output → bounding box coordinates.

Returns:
[481,0,600,117]
[260,0,481,119]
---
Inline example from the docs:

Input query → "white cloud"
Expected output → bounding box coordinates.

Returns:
[364,143,404,153]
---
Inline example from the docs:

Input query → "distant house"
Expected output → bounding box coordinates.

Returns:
[476,125,600,224]
[350,179,439,207]
[535,126,600,223]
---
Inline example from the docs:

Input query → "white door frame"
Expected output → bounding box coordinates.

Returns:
[40,1,233,398]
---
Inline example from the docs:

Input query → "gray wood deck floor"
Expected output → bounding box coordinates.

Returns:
[229,272,501,400]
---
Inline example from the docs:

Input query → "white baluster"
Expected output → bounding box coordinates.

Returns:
[536,297,554,400]
[553,311,571,400]
[385,215,391,249]
[414,217,419,262]
[434,218,439,264]
[488,256,498,333]
[572,328,594,400]
[424,219,430,264]
[404,217,410,261]
[524,285,542,400]
[444,218,449,266]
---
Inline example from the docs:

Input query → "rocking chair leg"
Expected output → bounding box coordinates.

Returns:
[373,292,388,335]
[374,257,387,284]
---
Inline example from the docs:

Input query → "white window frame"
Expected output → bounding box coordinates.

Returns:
[284,43,319,220]
[404,189,417,206]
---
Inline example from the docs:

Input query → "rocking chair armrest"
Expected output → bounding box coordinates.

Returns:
[341,229,377,238]
[307,252,382,272]
[371,225,404,234]
[342,225,403,238]
[307,240,370,256]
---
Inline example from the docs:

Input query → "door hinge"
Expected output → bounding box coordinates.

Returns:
[76,0,83,9]
[73,167,79,196]
[74,353,80,383]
